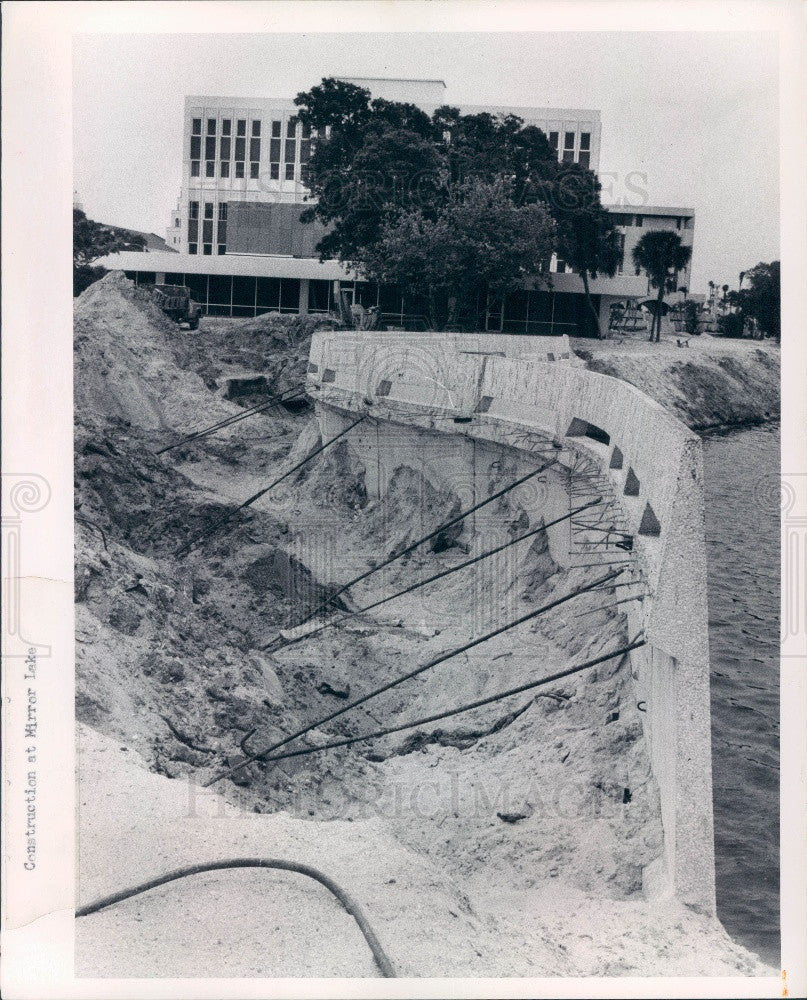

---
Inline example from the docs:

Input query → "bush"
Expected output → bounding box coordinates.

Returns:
[716,312,745,338]
[683,300,700,335]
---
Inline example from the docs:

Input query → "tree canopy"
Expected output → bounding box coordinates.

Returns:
[73,208,147,296]
[73,208,146,266]
[360,177,556,330]
[293,77,613,330]
[631,230,692,342]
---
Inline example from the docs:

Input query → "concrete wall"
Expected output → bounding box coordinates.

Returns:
[307,329,716,915]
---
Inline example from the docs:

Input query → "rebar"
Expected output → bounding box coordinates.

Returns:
[206,564,623,787]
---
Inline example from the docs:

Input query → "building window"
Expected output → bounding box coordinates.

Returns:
[192,118,201,135]
[549,131,558,152]
[202,220,213,243]
[203,244,212,255]
[221,161,230,178]
[220,136,231,160]
[235,161,244,179]
[204,202,213,219]
[237,119,246,136]
[270,163,279,180]
[189,200,199,219]
[272,120,281,137]
[251,120,261,136]
[174,217,180,227]
[205,136,216,160]
[207,118,216,134]
[635,215,644,227]
[218,244,227,255]
[285,162,295,181]
[287,118,297,137]
[610,213,632,227]
[235,137,245,161]
[563,131,575,163]
[556,257,566,273]
[222,119,231,136]
[205,161,215,177]
[578,131,591,167]
[191,161,200,177]
[250,137,260,161]
[270,136,281,166]
[188,243,198,254]
[218,202,227,221]
[187,218,198,240]
[250,162,259,179]
[300,123,312,184]
[190,135,201,159]
[676,217,682,229]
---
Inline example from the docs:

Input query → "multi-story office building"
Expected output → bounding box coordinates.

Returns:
[101,77,694,335]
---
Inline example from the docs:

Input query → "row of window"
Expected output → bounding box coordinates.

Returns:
[548,130,592,167]
[187,200,228,254]
[610,213,692,230]
[189,116,314,182]
[125,269,601,335]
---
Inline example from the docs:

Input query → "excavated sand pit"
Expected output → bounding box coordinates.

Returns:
[74,274,773,977]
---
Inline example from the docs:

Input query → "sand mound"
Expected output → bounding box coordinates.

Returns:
[74,271,237,432]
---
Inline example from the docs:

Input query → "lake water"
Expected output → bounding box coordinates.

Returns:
[702,423,780,967]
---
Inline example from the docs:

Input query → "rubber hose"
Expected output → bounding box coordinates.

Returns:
[75,857,396,978]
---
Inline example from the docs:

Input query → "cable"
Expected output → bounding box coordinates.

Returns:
[76,857,395,977]
[206,565,624,786]
[273,497,603,650]
[256,637,647,766]
[175,412,368,557]
[289,456,561,631]
[155,388,306,455]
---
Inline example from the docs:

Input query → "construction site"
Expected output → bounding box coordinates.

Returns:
[74,272,779,978]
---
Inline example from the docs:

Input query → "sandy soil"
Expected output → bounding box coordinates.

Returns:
[73,274,778,978]
[571,334,780,431]
[77,724,772,978]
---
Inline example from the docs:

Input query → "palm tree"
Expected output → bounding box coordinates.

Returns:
[631,231,693,342]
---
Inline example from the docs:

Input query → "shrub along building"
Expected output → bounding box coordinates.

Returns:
[100,78,695,336]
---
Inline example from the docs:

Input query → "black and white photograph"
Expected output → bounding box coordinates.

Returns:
[2,3,805,997]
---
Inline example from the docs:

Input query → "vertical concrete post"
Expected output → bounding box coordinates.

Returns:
[298,278,309,316]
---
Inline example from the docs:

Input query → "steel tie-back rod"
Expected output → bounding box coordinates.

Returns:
[572,593,648,618]
[205,564,624,786]
[175,413,369,557]
[155,387,306,455]
[239,638,647,768]
[271,497,603,650]
[288,456,561,631]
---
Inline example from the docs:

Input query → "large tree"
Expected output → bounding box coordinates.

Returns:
[294,77,613,332]
[360,178,556,330]
[744,261,780,339]
[552,164,621,338]
[631,230,692,342]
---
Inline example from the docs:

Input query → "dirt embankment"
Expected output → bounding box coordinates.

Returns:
[573,336,780,432]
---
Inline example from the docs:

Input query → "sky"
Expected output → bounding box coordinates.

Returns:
[73,31,778,294]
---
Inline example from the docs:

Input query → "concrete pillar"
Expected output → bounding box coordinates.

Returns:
[155,272,166,283]
[298,278,309,316]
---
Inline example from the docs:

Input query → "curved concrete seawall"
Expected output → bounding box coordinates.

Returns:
[307,329,716,915]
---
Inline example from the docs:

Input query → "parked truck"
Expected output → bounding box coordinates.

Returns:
[151,284,202,329]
